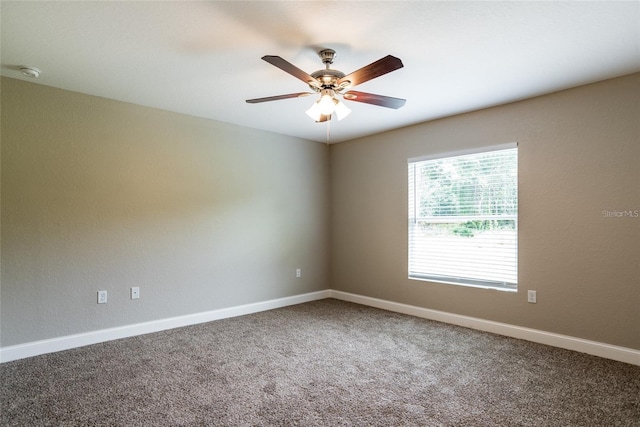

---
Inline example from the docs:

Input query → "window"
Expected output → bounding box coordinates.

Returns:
[408,144,518,290]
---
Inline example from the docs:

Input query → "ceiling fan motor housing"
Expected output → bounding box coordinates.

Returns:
[309,69,347,91]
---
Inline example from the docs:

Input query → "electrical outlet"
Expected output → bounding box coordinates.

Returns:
[296,268,301,278]
[527,290,537,304]
[131,287,140,300]
[97,290,108,304]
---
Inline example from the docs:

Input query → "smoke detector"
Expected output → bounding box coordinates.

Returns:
[19,67,41,78]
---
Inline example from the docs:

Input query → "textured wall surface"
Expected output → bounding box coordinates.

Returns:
[331,73,639,349]
[1,77,330,347]
[2,74,638,352]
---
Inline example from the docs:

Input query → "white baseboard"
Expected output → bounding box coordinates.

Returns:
[0,290,331,363]
[3,289,638,366]
[330,290,640,366]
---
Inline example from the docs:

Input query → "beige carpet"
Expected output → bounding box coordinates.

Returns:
[1,299,639,426]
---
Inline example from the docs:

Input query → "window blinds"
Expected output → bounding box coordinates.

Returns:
[408,146,518,290]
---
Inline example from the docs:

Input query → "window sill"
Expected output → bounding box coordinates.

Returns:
[408,275,517,292]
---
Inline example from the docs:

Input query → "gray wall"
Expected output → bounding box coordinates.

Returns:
[1,77,330,347]
[2,73,639,352]
[331,73,639,350]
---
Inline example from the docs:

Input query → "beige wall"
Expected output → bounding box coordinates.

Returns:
[1,77,330,347]
[331,73,639,350]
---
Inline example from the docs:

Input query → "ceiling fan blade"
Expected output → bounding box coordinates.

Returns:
[246,92,314,104]
[338,55,403,88]
[343,91,406,109]
[262,56,316,84]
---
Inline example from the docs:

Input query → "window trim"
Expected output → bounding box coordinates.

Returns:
[408,142,517,163]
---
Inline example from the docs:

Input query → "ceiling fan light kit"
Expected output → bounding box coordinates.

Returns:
[246,48,406,123]
[305,88,352,121]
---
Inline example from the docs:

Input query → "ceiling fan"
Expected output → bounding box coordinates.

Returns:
[246,49,406,122]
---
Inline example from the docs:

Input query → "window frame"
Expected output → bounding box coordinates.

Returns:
[408,143,518,291]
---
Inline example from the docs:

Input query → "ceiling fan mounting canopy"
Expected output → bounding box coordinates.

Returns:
[246,48,406,122]
[318,48,337,65]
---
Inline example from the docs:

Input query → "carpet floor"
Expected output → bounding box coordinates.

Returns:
[1,299,639,426]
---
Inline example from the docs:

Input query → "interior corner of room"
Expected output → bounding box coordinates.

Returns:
[1,1,639,369]
[1,72,638,366]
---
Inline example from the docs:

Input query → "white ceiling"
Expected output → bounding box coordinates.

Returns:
[2,1,639,143]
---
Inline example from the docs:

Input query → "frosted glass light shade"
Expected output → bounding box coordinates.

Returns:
[334,100,351,120]
[317,91,336,115]
[305,102,323,121]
